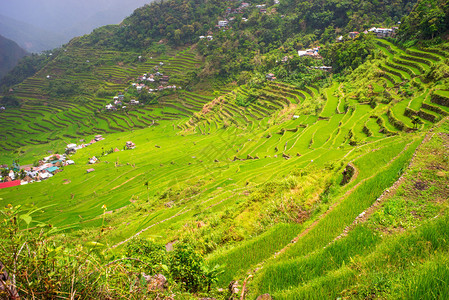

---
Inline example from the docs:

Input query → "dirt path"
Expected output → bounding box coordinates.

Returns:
[111,207,191,249]
[249,139,414,276]
[330,130,436,244]
[111,186,249,249]
[111,173,144,190]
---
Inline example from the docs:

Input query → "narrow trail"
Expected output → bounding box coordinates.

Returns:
[330,128,437,244]
[111,185,250,249]
[247,139,414,277]
[111,173,144,190]
[111,207,191,249]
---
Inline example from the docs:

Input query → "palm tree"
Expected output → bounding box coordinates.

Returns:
[412,117,423,129]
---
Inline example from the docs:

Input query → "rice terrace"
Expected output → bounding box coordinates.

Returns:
[0,0,449,298]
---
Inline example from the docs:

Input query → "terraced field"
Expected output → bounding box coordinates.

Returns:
[0,47,214,162]
[0,38,448,298]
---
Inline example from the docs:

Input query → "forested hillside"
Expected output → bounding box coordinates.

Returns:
[0,0,448,298]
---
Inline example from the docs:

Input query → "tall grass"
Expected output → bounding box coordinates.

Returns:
[252,137,421,294]
[207,223,302,285]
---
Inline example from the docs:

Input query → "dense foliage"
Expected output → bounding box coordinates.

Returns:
[321,34,376,73]
[398,0,449,41]
[66,0,416,79]
[0,205,223,298]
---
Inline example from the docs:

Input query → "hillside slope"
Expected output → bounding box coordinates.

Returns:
[0,34,28,79]
[0,37,448,298]
[0,0,448,298]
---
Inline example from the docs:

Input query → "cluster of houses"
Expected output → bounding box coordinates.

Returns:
[336,26,399,42]
[367,27,398,38]
[66,135,105,154]
[126,141,136,149]
[105,93,142,111]
[0,154,74,188]
[0,106,5,111]
[0,135,107,189]
[130,70,181,94]
[199,35,214,41]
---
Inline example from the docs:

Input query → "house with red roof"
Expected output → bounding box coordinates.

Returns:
[0,180,21,189]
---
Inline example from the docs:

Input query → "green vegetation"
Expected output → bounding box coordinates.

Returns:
[0,0,449,298]
[398,0,449,42]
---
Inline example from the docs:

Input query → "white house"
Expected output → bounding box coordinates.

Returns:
[218,20,228,27]
[66,143,77,151]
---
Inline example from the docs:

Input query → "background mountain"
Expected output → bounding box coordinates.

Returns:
[0,0,153,52]
[0,34,28,79]
[0,14,65,53]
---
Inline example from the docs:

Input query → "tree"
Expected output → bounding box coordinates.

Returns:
[412,117,423,129]
[144,181,150,201]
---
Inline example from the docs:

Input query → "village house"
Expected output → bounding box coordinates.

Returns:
[118,94,125,101]
[66,143,77,154]
[240,2,250,8]
[348,31,359,39]
[298,47,320,58]
[130,99,140,105]
[281,56,290,63]
[260,9,267,13]
[207,35,213,41]
[311,66,332,71]
[218,20,229,27]
[21,175,33,185]
[86,168,95,173]
[126,141,136,149]
[0,180,21,190]
[199,35,206,39]
[368,27,396,38]
[94,135,104,142]
[266,73,276,81]
[105,104,116,110]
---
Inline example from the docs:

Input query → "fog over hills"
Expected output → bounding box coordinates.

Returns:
[0,0,152,52]
[0,34,28,79]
